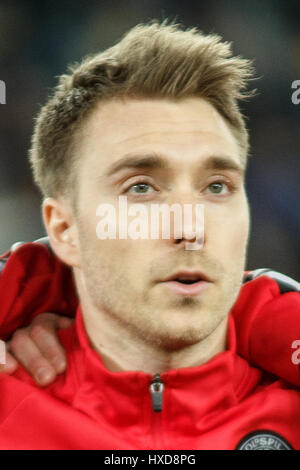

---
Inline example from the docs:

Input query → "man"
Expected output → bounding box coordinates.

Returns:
[0,21,300,450]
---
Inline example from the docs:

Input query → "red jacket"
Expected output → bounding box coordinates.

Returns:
[0,240,300,450]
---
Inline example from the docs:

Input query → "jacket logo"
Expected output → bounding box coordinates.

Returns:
[236,430,293,450]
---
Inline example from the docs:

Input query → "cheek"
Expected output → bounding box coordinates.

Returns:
[205,200,250,263]
[94,237,151,285]
[79,197,152,276]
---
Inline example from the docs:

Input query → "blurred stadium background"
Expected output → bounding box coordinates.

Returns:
[0,0,299,279]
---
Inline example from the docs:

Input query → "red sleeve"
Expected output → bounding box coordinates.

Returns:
[0,243,77,340]
[232,275,300,387]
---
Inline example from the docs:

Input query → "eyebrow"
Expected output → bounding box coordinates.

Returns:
[105,152,244,177]
[203,156,245,174]
[106,153,168,176]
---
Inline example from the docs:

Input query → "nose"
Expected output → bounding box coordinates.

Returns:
[174,233,205,251]
[168,194,205,251]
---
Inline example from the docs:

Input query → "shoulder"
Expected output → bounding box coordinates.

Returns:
[0,237,52,276]
[0,372,37,425]
[243,268,300,294]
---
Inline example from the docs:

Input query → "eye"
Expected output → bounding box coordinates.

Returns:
[126,182,156,194]
[207,181,230,195]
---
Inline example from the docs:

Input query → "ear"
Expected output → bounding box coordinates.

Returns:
[42,197,81,268]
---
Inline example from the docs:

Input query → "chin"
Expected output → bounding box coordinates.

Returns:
[150,322,211,351]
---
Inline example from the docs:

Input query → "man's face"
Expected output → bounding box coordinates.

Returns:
[73,97,250,350]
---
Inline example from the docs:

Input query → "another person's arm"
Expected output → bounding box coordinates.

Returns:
[0,313,72,385]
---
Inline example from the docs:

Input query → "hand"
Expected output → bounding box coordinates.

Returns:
[0,313,73,386]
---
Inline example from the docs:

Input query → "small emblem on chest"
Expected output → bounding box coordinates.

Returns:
[236,430,293,450]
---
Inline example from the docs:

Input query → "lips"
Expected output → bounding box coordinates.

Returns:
[164,270,211,283]
[161,270,212,297]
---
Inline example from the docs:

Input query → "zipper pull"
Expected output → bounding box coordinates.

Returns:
[150,374,164,412]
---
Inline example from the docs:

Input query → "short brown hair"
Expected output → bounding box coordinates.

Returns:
[29,20,255,199]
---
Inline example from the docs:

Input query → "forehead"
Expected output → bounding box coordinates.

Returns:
[78,97,242,172]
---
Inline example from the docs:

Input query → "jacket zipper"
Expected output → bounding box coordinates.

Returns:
[149,374,164,448]
[150,374,164,412]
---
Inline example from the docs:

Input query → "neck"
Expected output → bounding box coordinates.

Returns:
[79,297,228,375]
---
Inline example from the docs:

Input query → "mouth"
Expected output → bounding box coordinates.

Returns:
[160,271,212,297]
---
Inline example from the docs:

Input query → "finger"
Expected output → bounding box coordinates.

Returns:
[31,312,73,331]
[9,330,56,386]
[57,316,74,330]
[29,323,67,374]
[0,350,18,374]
